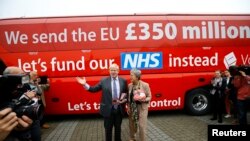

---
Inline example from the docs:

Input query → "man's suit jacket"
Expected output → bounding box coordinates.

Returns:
[88,76,128,117]
[128,80,152,110]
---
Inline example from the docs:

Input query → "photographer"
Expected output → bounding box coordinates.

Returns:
[0,66,35,141]
[233,70,250,125]
[37,76,50,129]
[29,71,50,129]
[28,71,46,141]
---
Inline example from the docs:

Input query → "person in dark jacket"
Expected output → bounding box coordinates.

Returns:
[210,70,227,123]
[76,63,128,141]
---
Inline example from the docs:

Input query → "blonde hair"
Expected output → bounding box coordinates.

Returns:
[109,63,119,70]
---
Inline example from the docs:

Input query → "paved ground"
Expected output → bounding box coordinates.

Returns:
[41,110,250,141]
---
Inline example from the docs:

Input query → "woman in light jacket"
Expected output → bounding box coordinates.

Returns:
[127,68,151,141]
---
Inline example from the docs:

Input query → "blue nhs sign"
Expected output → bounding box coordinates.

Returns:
[121,52,163,70]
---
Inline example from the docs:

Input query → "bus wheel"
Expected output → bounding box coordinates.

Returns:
[185,89,211,115]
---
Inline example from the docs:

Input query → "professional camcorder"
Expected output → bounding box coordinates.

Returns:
[0,73,43,119]
[229,65,250,76]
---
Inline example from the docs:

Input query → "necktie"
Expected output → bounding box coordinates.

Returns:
[113,78,118,109]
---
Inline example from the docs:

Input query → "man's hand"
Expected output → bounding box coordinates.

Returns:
[76,77,87,85]
[0,108,18,140]
[116,99,127,104]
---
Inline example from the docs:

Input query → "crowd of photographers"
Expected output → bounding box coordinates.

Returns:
[232,69,250,125]
[0,66,50,141]
[209,66,250,125]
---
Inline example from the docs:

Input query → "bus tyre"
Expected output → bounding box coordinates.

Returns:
[185,89,211,116]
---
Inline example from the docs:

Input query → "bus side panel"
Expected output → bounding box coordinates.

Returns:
[1,46,250,114]
[44,73,212,115]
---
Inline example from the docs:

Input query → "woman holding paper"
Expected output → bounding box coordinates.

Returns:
[127,68,152,141]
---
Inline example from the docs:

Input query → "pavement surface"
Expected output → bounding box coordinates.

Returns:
[41,110,250,141]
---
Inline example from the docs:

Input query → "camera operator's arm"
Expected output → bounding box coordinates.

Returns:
[239,71,250,83]
[239,71,247,77]
[0,108,18,141]
[38,78,50,107]
[39,78,50,91]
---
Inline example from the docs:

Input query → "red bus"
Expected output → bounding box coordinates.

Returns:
[0,14,249,115]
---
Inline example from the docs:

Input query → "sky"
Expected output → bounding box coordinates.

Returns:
[0,0,250,19]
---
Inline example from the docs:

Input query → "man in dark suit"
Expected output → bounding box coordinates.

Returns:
[76,63,128,141]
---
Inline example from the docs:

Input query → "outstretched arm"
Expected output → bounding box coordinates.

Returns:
[76,77,103,92]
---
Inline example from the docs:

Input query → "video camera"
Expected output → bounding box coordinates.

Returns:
[0,73,43,120]
[229,65,250,76]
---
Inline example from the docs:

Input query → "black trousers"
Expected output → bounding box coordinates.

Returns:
[211,94,224,121]
[104,106,123,141]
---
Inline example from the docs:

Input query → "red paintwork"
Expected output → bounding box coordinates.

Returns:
[1,15,249,115]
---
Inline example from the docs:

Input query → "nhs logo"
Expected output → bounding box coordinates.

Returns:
[121,52,163,70]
